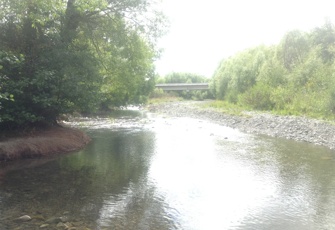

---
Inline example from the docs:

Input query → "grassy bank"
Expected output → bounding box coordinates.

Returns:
[201,99,335,121]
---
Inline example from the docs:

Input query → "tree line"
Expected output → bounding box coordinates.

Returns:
[2,1,334,130]
[0,0,165,129]
[211,20,335,118]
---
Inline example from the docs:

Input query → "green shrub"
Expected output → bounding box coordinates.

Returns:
[270,86,294,111]
[226,90,239,104]
[239,83,274,110]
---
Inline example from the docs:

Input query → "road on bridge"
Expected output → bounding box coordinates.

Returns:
[155,83,209,91]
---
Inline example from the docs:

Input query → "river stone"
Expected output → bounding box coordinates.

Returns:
[72,221,84,226]
[56,222,68,228]
[17,215,32,221]
[60,216,70,222]
[40,224,49,228]
[33,215,45,221]
[46,216,61,224]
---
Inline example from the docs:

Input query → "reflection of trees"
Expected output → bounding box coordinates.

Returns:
[0,129,169,228]
[60,130,155,184]
[85,130,178,229]
[58,130,157,220]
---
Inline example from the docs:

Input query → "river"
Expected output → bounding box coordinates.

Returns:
[1,109,335,229]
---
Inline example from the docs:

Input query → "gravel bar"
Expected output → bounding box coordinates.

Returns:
[146,101,335,150]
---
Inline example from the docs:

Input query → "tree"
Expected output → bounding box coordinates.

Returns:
[213,46,267,103]
[277,30,310,71]
[311,19,335,63]
[163,72,208,84]
[0,0,165,128]
[212,23,335,117]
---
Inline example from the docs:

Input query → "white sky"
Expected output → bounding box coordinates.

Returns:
[154,0,335,77]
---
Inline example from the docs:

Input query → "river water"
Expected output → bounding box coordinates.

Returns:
[1,110,335,229]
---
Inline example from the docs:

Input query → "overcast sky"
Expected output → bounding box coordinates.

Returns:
[154,0,335,77]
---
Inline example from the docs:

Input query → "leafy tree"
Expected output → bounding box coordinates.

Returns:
[213,59,234,101]
[213,46,268,103]
[311,19,335,63]
[0,0,165,128]
[277,30,310,70]
[212,21,335,118]
[257,46,286,87]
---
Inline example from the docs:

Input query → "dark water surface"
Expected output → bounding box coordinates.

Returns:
[1,111,335,229]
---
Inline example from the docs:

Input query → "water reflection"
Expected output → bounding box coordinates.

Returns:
[148,118,276,230]
[1,114,335,229]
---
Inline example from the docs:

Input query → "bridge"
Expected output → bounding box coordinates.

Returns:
[155,83,209,91]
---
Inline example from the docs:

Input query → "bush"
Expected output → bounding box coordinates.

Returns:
[226,90,239,104]
[239,83,274,110]
[270,86,294,111]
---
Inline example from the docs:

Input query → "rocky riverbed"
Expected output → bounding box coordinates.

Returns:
[146,101,335,150]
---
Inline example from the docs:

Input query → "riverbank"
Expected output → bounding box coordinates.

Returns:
[0,126,91,162]
[146,100,335,150]
[2,99,334,162]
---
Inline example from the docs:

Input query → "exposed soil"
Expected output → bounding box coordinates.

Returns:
[0,126,91,162]
[146,101,335,150]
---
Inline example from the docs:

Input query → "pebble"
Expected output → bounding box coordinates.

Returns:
[56,222,68,228]
[46,216,61,224]
[40,224,49,228]
[17,215,32,222]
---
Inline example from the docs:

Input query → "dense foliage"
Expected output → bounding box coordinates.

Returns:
[154,72,212,100]
[0,0,164,128]
[212,20,335,118]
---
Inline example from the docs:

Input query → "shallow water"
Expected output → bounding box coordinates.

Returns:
[1,111,335,229]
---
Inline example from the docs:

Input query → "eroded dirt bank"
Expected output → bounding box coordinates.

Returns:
[0,126,91,162]
[147,101,335,150]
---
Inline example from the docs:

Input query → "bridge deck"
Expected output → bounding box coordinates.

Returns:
[155,83,209,91]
